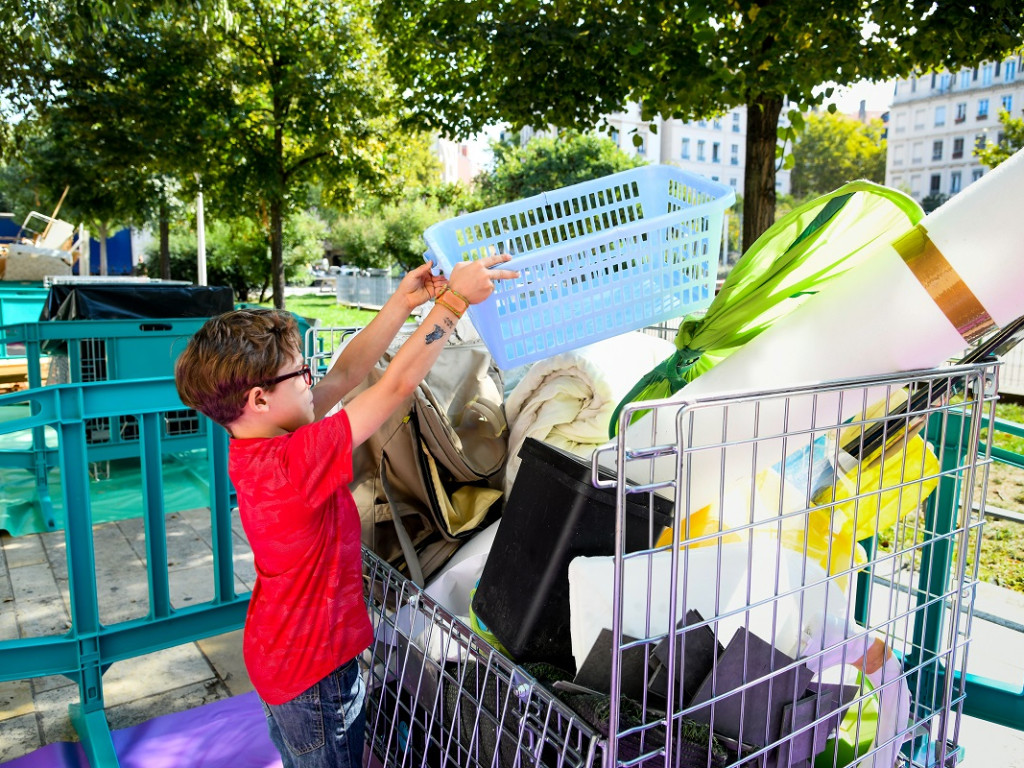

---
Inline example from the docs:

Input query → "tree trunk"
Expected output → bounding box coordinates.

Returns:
[742,94,783,253]
[98,221,109,276]
[270,197,285,309]
[159,197,171,280]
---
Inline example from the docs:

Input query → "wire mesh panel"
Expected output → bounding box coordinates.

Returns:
[362,549,603,768]
[584,362,996,768]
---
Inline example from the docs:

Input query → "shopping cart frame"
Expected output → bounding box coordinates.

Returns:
[588,360,996,768]
[361,547,605,768]
[334,315,998,767]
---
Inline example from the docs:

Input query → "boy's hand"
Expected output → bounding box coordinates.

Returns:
[398,262,448,311]
[447,253,519,306]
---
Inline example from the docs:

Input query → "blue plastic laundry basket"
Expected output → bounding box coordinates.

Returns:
[423,165,735,368]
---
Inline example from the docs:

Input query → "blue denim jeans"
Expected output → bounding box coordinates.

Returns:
[261,658,366,768]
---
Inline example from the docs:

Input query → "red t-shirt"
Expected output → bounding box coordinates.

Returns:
[229,409,372,705]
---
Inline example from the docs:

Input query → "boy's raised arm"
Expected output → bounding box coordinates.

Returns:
[344,254,517,448]
[311,262,445,419]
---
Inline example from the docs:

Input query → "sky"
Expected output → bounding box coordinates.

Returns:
[821,79,896,114]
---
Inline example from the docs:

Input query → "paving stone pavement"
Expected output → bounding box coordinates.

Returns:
[0,507,254,765]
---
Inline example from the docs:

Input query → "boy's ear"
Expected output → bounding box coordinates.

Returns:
[245,386,270,412]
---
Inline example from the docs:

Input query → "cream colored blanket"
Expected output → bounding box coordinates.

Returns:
[503,331,675,497]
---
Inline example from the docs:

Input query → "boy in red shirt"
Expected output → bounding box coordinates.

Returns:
[175,255,517,768]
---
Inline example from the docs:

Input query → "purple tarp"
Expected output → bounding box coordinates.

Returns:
[8,692,281,768]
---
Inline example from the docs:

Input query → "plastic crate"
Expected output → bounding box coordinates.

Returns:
[423,166,734,368]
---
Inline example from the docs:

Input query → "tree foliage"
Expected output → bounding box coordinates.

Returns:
[327,131,643,272]
[2,0,420,302]
[975,109,1024,169]
[329,197,450,272]
[376,0,1024,250]
[789,112,887,199]
[146,209,325,302]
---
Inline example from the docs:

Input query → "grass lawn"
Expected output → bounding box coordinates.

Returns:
[264,293,380,328]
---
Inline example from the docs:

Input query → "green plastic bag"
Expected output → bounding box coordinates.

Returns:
[609,181,924,436]
[815,672,880,768]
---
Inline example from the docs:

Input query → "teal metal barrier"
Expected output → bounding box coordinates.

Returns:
[0,377,247,767]
[951,412,1024,730]
[884,395,1024,735]
[0,319,211,531]
[0,283,48,358]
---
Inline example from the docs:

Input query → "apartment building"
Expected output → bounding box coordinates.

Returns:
[886,55,1023,203]
[602,103,792,195]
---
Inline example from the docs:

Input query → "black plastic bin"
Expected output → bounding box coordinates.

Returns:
[472,438,673,670]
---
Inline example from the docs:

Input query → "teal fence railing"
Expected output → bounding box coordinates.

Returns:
[0,283,49,358]
[0,319,211,532]
[0,377,245,768]
[956,412,1024,729]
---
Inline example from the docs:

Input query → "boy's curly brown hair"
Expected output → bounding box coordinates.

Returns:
[175,309,302,427]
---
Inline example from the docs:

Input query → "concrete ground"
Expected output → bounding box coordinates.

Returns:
[2,507,1024,766]
[0,507,256,764]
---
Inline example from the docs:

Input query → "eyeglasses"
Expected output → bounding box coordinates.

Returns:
[263,365,312,388]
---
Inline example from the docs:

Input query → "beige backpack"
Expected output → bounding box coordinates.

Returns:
[348,338,508,585]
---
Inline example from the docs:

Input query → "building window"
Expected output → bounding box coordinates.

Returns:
[713,119,722,130]
[914,109,926,129]
[939,73,951,92]
[730,144,739,165]
[697,139,706,161]
[930,174,941,194]
[975,133,986,151]
[952,137,964,159]
[950,171,962,194]
[955,103,967,123]
[637,136,646,155]
[911,141,923,164]
[712,142,721,163]
[712,175,720,182]
[681,137,690,159]
[982,64,994,86]
[730,177,738,187]
[1007,59,1018,83]
[932,140,943,160]
[698,119,707,128]
[732,112,741,132]
[934,106,946,126]
[894,145,905,166]
[978,98,989,119]
[960,70,971,89]
[973,168,984,182]
[610,128,619,146]
[1003,95,1014,113]
[895,112,907,133]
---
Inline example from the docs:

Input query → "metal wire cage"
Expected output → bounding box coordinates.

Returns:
[354,322,997,768]
[586,361,997,768]
[362,549,604,768]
